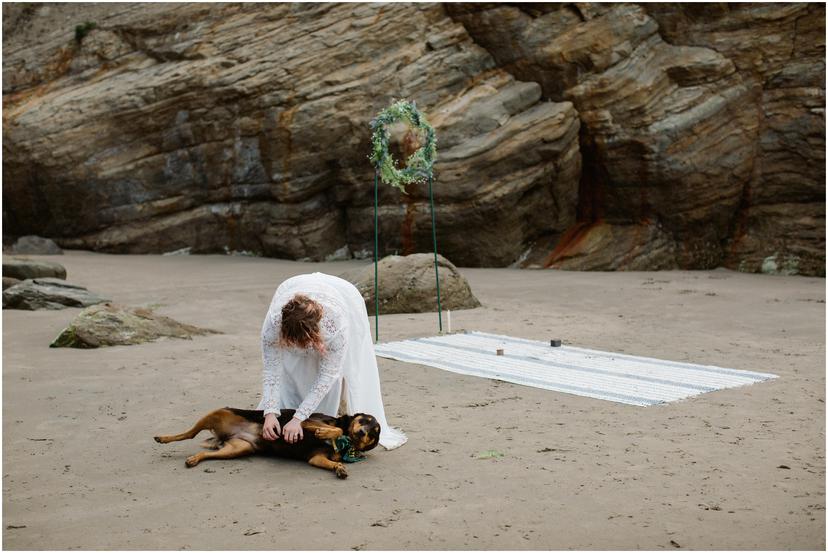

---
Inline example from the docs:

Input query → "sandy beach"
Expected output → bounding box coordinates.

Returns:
[2,251,824,550]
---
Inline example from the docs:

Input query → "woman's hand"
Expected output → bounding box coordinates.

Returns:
[282,417,304,444]
[262,413,281,441]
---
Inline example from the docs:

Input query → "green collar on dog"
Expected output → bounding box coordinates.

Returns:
[330,436,366,463]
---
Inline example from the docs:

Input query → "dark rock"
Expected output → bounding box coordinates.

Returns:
[3,257,67,280]
[10,235,63,255]
[50,303,220,348]
[2,278,109,310]
[341,253,481,315]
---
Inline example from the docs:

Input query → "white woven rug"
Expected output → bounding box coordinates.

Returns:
[374,331,778,406]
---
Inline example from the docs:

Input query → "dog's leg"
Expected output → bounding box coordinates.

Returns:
[185,438,255,467]
[154,409,233,444]
[308,452,348,479]
[301,420,343,440]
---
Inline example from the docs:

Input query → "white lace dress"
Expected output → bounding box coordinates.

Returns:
[256,272,407,450]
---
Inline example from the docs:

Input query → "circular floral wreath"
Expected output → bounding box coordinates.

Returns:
[369,99,437,193]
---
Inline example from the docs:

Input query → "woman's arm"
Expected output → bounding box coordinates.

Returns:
[261,308,283,417]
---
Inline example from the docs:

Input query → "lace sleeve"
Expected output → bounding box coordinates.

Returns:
[293,308,348,421]
[261,308,283,416]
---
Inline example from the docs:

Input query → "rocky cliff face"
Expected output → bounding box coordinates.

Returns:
[3,3,824,274]
[447,2,824,274]
[2,2,580,267]
[646,3,825,276]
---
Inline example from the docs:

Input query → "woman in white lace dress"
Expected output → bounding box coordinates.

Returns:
[256,272,407,450]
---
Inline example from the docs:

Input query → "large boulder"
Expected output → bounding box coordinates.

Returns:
[343,253,481,315]
[3,3,580,268]
[3,278,109,310]
[3,257,67,280]
[10,235,63,255]
[50,303,220,348]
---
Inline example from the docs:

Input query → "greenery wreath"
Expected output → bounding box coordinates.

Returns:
[369,99,437,193]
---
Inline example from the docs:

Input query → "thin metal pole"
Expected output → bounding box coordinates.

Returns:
[427,173,442,332]
[373,169,379,342]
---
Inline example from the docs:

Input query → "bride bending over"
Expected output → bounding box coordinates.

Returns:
[257,271,407,450]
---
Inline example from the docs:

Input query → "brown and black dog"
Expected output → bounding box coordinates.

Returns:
[154,408,381,479]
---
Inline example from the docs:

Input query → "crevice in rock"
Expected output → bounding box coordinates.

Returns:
[108,26,206,62]
[537,123,610,269]
[443,2,594,267]
[567,3,587,22]
[574,126,606,224]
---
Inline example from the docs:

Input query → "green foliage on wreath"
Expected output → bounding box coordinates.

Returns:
[369,99,437,194]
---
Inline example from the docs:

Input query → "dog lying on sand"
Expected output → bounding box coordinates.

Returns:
[154,407,381,479]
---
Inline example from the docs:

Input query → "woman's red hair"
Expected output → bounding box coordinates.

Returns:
[279,294,326,354]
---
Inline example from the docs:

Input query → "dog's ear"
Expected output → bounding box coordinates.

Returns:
[337,414,355,430]
[360,414,380,429]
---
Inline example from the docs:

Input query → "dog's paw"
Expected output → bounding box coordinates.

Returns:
[315,428,342,440]
[154,436,167,443]
[335,464,348,479]
[185,455,201,467]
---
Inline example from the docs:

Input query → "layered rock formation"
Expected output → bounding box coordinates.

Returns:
[3,257,67,280]
[646,3,826,276]
[3,278,109,310]
[3,2,579,267]
[3,3,824,274]
[446,3,824,274]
